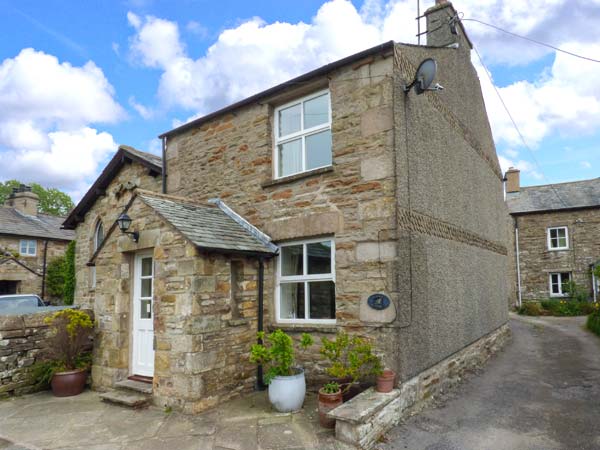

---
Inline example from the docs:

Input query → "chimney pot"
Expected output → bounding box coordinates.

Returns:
[4,185,39,216]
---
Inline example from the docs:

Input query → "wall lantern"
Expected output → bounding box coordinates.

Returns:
[116,212,139,242]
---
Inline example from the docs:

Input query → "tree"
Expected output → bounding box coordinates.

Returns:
[0,180,74,216]
[44,241,76,305]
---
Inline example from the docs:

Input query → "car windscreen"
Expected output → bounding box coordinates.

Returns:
[0,296,42,311]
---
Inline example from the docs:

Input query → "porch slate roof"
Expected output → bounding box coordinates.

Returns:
[138,193,277,256]
[507,178,600,215]
[0,207,75,241]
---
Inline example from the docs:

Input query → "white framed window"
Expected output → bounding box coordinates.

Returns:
[276,238,336,323]
[274,90,332,179]
[94,220,104,251]
[549,272,571,297]
[19,239,36,256]
[547,226,568,250]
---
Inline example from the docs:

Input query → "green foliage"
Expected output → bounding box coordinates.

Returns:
[592,265,600,280]
[44,309,93,371]
[563,281,589,302]
[322,381,340,394]
[0,180,74,216]
[249,330,313,384]
[29,353,92,387]
[587,310,600,337]
[519,299,596,317]
[319,331,383,387]
[44,241,76,304]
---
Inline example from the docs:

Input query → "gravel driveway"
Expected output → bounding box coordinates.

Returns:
[380,314,600,450]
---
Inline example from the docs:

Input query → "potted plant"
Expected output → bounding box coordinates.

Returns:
[318,381,343,428]
[319,331,383,401]
[249,329,313,412]
[376,368,396,393]
[33,309,93,397]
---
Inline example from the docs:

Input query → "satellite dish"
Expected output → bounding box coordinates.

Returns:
[403,58,444,95]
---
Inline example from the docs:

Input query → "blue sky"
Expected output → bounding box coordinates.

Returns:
[0,0,598,200]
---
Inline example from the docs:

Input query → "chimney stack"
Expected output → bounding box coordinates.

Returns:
[424,1,472,51]
[505,167,520,194]
[5,184,39,216]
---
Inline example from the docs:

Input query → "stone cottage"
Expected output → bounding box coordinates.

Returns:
[505,168,600,304]
[0,185,74,300]
[64,1,511,414]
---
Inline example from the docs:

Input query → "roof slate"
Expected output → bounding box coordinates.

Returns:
[138,194,277,256]
[507,178,600,214]
[0,207,75,241]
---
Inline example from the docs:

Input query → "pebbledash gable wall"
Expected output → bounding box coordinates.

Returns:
[164,40,510,383]
[515,208,600,300]
[0,236,70,302]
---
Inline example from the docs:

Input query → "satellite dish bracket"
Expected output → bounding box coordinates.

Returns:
[402,58,444,95]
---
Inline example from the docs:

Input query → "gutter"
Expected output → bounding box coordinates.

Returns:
[41,240,48,300]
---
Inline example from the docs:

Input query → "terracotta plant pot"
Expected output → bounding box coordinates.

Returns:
[50,368,88,397]
[376,369,396,393]
[318,387,343,429]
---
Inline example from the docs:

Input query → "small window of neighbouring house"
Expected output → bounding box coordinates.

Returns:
[94,221,104,251]
[19,239,36,256]
[547,227,568,250]
[277,238,335,322]
[274,90,332,178]
[550,272,571,296]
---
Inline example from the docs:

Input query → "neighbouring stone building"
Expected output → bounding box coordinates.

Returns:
[506,168,600,304]
[64,1,511,414]
[0,185,74,301]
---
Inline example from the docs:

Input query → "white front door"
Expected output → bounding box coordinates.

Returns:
[132,251,154,377]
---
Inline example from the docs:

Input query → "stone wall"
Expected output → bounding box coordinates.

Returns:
[0,236,70,302]
[514,208,600,300]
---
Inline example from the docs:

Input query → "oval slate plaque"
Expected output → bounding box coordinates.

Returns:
[367,293,390,310]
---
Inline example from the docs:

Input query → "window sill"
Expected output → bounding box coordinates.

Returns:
[547,248,570,252]
[261,166,334,189]
[268,322,338,334]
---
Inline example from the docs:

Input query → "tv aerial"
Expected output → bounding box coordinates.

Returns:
[403,58,444,95]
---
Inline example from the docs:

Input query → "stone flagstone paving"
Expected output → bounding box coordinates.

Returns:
[0,390,350,450]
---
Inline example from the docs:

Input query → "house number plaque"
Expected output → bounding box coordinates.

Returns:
[367,293,390,310]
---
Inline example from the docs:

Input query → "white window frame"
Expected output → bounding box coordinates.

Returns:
[549,272,571,297]
[275,237,336,324]
[19,239,36,256]
[547,226,569,251]
[273,89,332,179]
[94,220,104,252]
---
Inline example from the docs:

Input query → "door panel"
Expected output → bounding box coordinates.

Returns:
[132,252,154,377]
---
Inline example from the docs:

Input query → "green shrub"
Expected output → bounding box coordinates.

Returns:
[44,240,76,305]
[587,311,600,337]
[517,302,543,316]
[539,299,595,316]
[563,281,589,302]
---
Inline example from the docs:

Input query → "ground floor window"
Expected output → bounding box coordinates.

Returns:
[19,239,36,256]
[549,272,571,297]
[277,238,335,323]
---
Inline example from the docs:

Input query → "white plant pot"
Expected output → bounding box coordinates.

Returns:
[268,368,306,412]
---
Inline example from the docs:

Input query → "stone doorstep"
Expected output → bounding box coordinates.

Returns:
[99,389,151,408]
[115,379,153,395]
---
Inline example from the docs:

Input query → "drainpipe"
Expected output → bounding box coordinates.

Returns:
[256,257,267,391]
[515,221,522,308]
[41,240,49,302]
[161,136,167,194]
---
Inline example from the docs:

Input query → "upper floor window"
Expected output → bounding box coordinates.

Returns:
[94,221,104,252]
[547,226,568,250]
[549,272,571,296]
[274,90,332,178]
[19,239,36,256]
[276,238,335,323]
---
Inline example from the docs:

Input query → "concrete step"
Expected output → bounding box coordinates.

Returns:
[115,379,153,395]
[100,390,151,408]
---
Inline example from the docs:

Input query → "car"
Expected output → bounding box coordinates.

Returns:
[0,294,46,312]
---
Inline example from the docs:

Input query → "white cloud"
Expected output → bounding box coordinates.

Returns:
[581,161,592,169]
[498,155,543,180]
[129,96,154,119]
[0,48,124,199]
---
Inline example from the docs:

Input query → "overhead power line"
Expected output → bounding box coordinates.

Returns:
[462,18,600,64]
[470,44,570,209]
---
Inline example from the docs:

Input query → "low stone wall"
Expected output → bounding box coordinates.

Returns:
[0,308,91,398]
[329,323,511,449]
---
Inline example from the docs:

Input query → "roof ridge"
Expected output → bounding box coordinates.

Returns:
[135,189,212,207]
[521,177,600,190]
